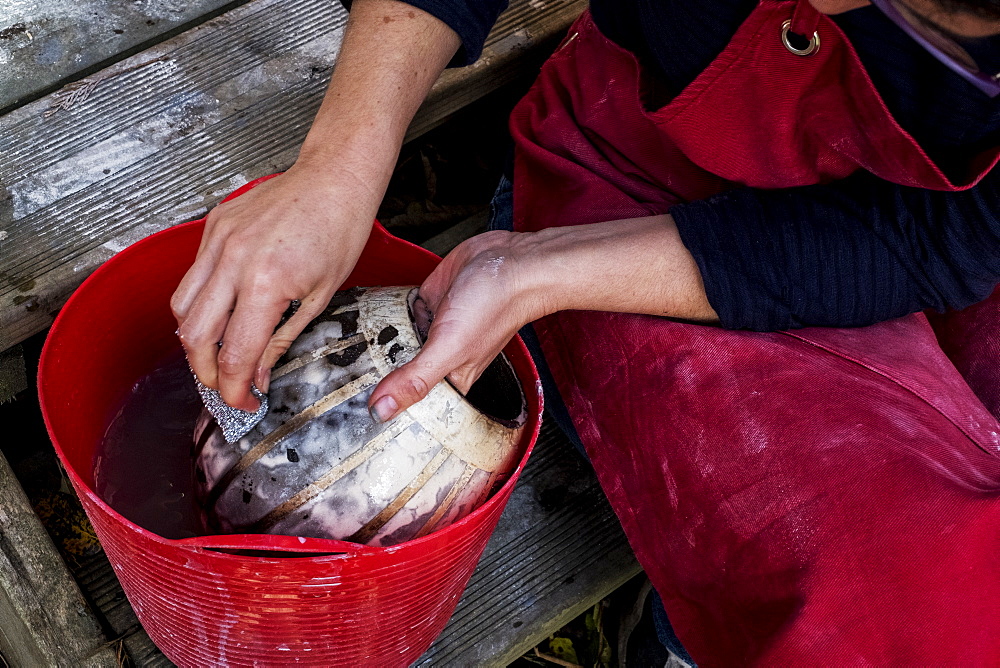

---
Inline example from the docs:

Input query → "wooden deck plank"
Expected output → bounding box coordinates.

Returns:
[417,422,641,666]
[421,210,491,257]
[0,0,246,111]
[0,453,119,667]
[0,0,584,353]
[0,0,349,352]
[418,426,637,663]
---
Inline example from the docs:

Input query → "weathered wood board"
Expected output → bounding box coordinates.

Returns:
[416,420,642,666]
[0,453,119,666]
[421,210,490,257]
[0,0,246,111]
[0,0,352,355]
[0,0,583,354]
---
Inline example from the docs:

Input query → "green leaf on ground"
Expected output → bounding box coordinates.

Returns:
[548,636,580,665]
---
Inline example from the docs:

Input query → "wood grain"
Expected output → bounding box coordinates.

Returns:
[416,422,641,666]
[0,454,119,666]
[0,0,249,111]
[0,0,584,353]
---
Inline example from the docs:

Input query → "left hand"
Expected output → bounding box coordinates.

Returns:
[367,213,719,421]
[368,230,549,422]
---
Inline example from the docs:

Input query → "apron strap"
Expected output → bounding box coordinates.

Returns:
[790,0,822,36]
[784,0,823,56]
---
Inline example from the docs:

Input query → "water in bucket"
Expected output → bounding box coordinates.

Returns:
[95,348,205,539]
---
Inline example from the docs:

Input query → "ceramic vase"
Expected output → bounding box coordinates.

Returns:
[194,286,527,546]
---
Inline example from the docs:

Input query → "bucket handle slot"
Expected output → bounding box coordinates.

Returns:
[177,533,371,555]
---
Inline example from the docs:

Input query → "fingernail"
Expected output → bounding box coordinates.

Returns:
[369,395,398,423]
[255,368,271,394]
[412,295,433,341]
[237,390,261,412]
[239,399,260,413]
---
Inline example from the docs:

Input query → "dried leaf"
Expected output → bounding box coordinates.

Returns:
[44,56,170,117]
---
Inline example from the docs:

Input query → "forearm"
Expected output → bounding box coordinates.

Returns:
[296,0,461,198]
[367,215,717,419]
[172,0,460,410]
[516,215,720,323]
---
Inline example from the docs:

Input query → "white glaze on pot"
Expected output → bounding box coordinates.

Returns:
[194,286,526,546]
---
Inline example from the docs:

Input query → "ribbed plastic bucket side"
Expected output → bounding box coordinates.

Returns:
[75,470,522,665]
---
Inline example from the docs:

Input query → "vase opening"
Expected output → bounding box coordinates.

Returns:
[407,289,526,427]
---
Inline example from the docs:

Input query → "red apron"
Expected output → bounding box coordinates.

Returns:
[510,2,1000,665]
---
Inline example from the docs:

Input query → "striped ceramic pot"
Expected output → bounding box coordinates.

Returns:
[193,286,527,547]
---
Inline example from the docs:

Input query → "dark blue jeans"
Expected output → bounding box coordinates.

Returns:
[487,175,696,666]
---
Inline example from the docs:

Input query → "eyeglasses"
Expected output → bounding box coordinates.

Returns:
[869,0,1000,97]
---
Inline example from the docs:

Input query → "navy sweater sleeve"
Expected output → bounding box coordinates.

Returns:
[673,170,1000,330]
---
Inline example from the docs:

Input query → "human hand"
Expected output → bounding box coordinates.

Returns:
[171,163,377,411]
[167,0,461,413]
[368,230,551,422]
[366,214,720,421]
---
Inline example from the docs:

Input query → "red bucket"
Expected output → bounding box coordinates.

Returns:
[38,177,542,666]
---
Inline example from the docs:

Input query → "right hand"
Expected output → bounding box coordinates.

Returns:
[170,161,377,411]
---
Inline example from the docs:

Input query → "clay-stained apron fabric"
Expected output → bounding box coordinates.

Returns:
[510,1,1000,664]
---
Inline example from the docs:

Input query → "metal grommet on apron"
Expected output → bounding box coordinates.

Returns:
[781,18,820,55]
